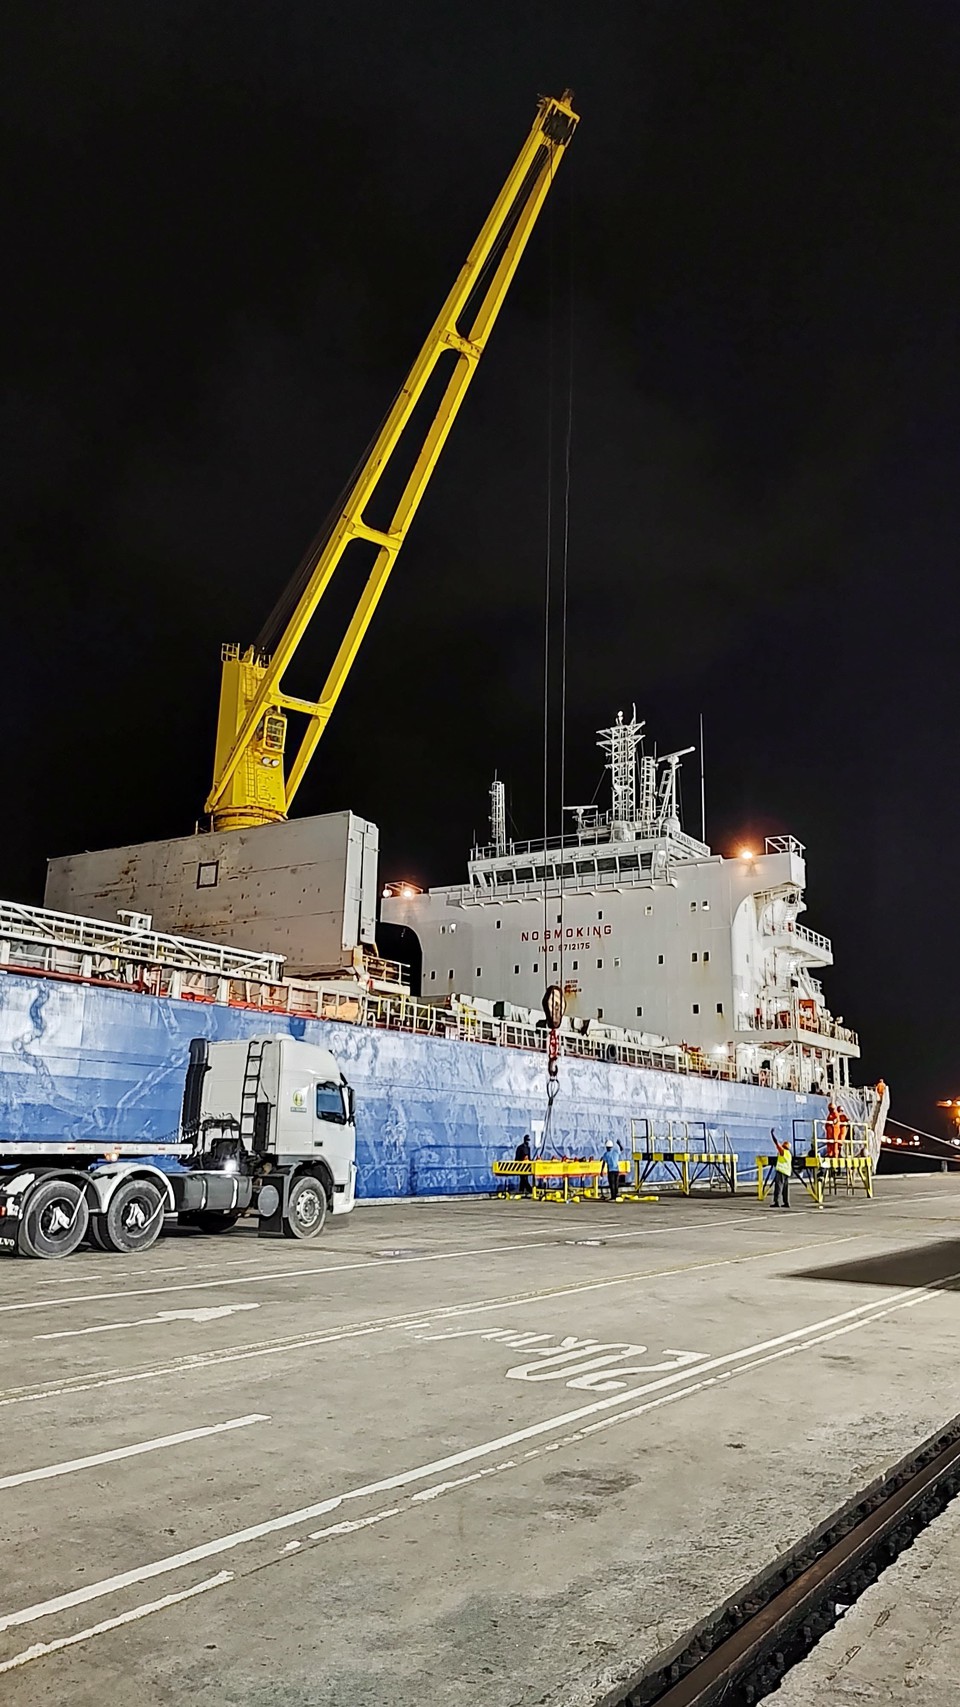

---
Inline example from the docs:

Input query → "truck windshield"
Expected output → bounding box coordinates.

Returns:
[316,1083,346,1123]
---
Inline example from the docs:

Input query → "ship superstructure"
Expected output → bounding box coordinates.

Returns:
[383,711,858,1095]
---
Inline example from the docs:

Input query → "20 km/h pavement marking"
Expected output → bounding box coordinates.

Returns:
[2,1276,956,1642]
[0,1415,269,1491]
[0,1227,874,1410]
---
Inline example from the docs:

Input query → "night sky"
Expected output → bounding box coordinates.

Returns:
[6,3,959,1122]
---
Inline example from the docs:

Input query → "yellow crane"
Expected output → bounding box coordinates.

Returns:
[206,90,578,833]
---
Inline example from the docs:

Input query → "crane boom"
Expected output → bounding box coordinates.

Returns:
[206,90,579,832]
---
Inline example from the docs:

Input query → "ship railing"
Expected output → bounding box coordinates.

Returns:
[362,955,410,990]
[764,835,805,857]
[740,1008,858,1047]
[793,923,832,954]
[0,898,284,982]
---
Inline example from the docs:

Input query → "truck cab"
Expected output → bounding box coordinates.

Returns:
[188,1035,357,1215]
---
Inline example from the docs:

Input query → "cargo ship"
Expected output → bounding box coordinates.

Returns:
[0,710,885,1196]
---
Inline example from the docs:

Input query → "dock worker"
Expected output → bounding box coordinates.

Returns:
[514,1134,533,1197]
[825,1103,842,1159]
[836,1106,851,1154]
[770,1129,792,1208]
[604,1139,625,1201]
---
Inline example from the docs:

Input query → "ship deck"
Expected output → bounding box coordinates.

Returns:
[1,1178,959,1705]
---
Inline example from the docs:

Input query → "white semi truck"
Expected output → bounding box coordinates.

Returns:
[0,1035,357,1260]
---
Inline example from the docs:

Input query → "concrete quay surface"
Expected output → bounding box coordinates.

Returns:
[1,1178,959,1705]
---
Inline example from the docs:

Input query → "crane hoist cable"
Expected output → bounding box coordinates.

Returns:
[540,149,575,1143]
[206,90,579,833]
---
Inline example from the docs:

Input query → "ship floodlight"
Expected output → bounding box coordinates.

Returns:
[739,847,755,861]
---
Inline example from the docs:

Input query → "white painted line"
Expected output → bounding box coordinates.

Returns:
[35,1302,261,1341]
[0,1572,233,1676]
[0,1226,871,1411]
[0,1197,900,1318]
[0,1239,627,1316]
[0,1414,269,1493]
[2,1276,954,1638]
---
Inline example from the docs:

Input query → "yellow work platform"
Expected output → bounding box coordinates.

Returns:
[756,1153,873,1207]
[492,1158,603,1202]
[629,1150,738,1197]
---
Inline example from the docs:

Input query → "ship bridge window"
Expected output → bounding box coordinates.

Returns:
[495,869,513,887]
[597,858,617,875]
[619,854,639,871]
[576,861,596,879]
[558,862,575,879]
[640,853,653,871]
[515,867,534,882]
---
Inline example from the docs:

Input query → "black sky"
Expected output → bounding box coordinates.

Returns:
[4,1,959,1121]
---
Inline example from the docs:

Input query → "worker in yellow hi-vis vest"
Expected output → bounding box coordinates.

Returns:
[771,1129,792,1209]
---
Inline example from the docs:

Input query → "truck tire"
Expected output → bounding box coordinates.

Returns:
[101,1178,165,1254]
[183,1211,241,1235]
[86,1216,110,1251]
[283,1174,328,1240]
[17,1178,89,1259]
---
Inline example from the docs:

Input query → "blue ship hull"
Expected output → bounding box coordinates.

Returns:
[0,973,849,1197]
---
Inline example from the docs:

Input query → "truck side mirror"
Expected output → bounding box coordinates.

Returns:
[346,1086,356,1122]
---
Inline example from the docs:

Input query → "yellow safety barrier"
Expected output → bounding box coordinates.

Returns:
[492,1158,603,1203]
[756,1153,873,1208]
[630,1151,738,1197]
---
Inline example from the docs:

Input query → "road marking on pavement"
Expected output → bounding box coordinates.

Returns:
[0,1573,233,1676]
[0,1414,269,1492]
[4,1186,938,1316]
[2,1275,955,1640]
[0,1228,871,1409]
[35,1303,261,1341]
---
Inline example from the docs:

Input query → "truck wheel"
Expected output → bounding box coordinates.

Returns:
[86,1216,111,1251]
[283,1174,328,1239]
[17,1179,89,1259]
[101,1179,165,1253]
